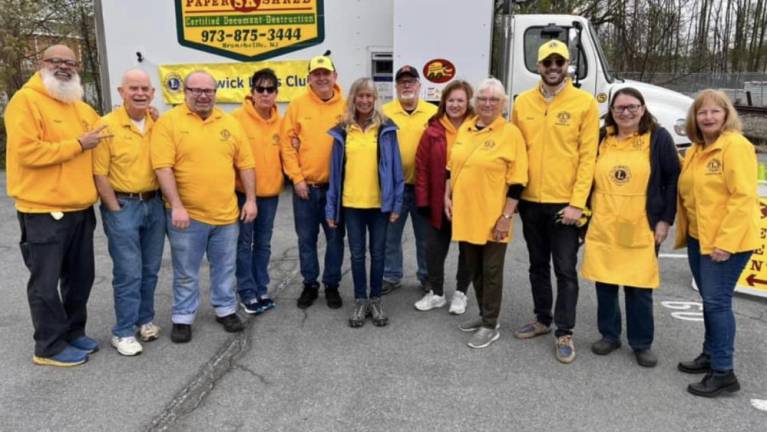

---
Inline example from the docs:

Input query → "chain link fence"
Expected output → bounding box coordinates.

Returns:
[620,72,767,106]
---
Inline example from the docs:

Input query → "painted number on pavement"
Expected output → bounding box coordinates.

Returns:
[661,301,703,322]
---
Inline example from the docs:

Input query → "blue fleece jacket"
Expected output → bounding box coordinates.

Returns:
[325,119,404,222]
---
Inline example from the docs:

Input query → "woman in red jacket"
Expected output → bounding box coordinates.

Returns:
[414,80,474,314]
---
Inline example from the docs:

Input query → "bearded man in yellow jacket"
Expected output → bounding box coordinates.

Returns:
[511,40,600,364]
[5,45,110,367]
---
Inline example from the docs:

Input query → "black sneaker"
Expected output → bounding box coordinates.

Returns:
[216,313,244,333]
[171,324,192,343]
[240,299,261,315]
[380,280,401,296]
[591,338,621,355]
[325,286,343,309]
[297,283,319,309]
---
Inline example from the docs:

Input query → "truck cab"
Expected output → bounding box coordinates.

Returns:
[503,14,692,147]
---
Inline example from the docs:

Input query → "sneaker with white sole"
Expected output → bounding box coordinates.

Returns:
[111,336,143,356]
[458,317,500,333]
[449,291,468,315]
[467,327,500,349]
[414,291,447,311]
[138,323,160,342]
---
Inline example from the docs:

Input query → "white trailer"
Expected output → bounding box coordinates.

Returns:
[95,0,692,146]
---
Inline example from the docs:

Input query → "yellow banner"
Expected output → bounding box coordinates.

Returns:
[158,61,309,105]
[175,0,324,61]
[736,197,767,298]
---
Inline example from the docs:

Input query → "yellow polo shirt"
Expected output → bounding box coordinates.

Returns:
[342,124,381,208]
[150,105,255,225]
[232,99,284,197]
[93,106,158,193]
[448,116,528,245]
[383,99,437,184]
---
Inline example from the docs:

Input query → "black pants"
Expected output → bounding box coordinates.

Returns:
[425,222,470,296]
[18,209,96,357]
[460,241,508,328]
[518,201,579,337]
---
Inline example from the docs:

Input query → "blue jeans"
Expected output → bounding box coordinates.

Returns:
[687,237,752,371]
[101,196,165,338]
[345,208,389,299]
[383,185,428,283]
[292,186,344,287]
[236,193,279,302]
[166,215,239,324]
[595,283,654,351]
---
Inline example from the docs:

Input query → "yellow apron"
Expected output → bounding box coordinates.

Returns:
[581,133,659,288]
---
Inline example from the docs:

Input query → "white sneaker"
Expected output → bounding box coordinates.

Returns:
[414,291,447,311]
[111,336,143,356]
[449,291,468,315]
[138,322,160,342]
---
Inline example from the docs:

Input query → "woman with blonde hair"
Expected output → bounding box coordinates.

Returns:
[326,78,404,328]
[675,89,758,397]
[414,79,474,314]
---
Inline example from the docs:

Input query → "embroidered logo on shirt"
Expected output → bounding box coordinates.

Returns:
[272,133,280,146]
[556,111,571,126]
[706,158,722,175]
[220,128,231,141]
[482,139,496,150]
[610,165,632,185]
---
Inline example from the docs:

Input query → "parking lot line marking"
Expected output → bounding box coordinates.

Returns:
[659,253,688,259]
[751,399,767,412]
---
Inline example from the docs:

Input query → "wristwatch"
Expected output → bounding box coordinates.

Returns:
[501,213,513,220]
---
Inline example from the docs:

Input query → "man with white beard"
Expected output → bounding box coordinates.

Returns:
[5,44,109,367]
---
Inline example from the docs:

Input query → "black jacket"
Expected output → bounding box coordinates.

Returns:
[645,127,680,229]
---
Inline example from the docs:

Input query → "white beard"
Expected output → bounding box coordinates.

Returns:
[41,68,84,103]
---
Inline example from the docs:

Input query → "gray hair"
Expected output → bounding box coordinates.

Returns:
[474,77,508,106]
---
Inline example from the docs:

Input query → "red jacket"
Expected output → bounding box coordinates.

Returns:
[415,117,450,229]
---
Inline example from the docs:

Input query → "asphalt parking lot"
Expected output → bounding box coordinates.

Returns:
[0,175,765,432]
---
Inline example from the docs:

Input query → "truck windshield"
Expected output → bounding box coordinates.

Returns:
[589,22,615,82]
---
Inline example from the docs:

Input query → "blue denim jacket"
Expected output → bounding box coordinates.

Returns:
[325,119,404,222]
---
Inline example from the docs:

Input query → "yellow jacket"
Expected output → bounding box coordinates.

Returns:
[675,131,759,254]
[382,98,437,184]
[511,80,599,208]
[232,99,284,197]
[4,72,99,212]
[280,84,345,184]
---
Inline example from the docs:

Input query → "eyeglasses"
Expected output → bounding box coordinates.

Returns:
[185,87,216,96]
[477,96,501,104]
[541,58,566,68]
[254,85,277,94]
[611,104,643,114]
[43,57,79,68]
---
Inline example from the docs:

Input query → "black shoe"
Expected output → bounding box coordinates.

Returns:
[171,324,192,343]
[591,338,621,355]
[325,286,343,309]
[687,370,740,397]
[297,284,319,309]
[634,349,658,368]
[216,313,244,333]
[380,280,401,296]
[678,353,711,374]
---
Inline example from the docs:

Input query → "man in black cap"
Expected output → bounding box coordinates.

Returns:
[381,66,437,294]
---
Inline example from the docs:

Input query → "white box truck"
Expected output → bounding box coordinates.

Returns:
[95,0,692,146]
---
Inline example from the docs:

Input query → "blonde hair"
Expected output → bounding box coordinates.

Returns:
[685,89,742,144]
[342,77,386,129]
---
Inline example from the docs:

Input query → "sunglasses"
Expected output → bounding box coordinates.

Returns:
[541,58,566,68]
[254,85,277,94]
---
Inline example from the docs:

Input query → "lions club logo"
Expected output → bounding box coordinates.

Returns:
[610,166,631,185]
[706,159,722,174]
[272,133,280,146]
[483,139,496,150]
[220,129,232,140]
[166,73,182,93]
[556,111,571,126]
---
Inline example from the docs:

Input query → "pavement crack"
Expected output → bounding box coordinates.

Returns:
[232,363,272,385]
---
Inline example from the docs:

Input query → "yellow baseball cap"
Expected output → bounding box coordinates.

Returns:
[308,54,335,73]
[537,40,570,62]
